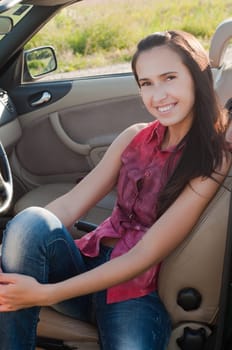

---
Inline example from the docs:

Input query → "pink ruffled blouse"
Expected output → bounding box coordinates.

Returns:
[76,120,184,303]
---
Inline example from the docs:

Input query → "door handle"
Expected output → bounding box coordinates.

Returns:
[30,91,51,107]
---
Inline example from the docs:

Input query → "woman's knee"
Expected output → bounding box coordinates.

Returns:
[4,207,59,243]
[2,207,64,265]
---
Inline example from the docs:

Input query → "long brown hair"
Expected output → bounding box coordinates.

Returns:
[131,30,228,217]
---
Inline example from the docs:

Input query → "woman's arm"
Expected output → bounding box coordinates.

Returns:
[45,154,231,303]
[45,123,146,228]
[0,154,230,311]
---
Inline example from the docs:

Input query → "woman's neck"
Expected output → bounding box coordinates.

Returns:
[161,120,192,150]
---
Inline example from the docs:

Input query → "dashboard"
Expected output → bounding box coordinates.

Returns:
[0,89,17,125]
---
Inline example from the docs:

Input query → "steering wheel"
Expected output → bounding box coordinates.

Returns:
[0,142,13,215]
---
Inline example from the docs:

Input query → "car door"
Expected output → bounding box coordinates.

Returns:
[0,1,152,222]
[11,73,152,188]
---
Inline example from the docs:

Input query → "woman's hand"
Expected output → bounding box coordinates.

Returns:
[0,273,49,311]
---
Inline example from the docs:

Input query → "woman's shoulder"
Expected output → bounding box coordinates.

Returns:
[108,121,159,160]
[121,120,158,143]
[113,122,148,148]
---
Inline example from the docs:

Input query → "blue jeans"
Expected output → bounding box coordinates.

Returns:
[0,207,171,350]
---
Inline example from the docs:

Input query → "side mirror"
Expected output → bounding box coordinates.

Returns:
[0,16,13,34]
[24,46,57,81]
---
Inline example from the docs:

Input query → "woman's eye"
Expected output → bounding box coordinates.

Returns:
[166,75,176,81]
[140,81,151,87]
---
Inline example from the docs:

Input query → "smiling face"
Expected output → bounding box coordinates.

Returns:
[136,45,195,138]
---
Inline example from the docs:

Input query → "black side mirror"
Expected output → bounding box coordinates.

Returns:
[24,46,57,82]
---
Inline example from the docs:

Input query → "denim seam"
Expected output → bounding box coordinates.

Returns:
[47,237,85,275]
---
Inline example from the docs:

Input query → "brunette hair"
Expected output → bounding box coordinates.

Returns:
[131,30,228,217]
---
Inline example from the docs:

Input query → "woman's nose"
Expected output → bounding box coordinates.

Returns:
[152,86,167,104]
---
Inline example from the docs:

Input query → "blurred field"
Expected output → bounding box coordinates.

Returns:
[27,0,232,73]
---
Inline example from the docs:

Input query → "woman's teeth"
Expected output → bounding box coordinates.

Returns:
[157,104,174,112]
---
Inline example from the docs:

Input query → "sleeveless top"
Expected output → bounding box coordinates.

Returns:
[75,120,185,303]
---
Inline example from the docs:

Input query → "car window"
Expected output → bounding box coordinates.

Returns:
[25,1,134,81]
[24,0,232,82]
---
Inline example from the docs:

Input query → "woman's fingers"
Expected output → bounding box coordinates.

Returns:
[0,273,43,311]
[0,272,16,284]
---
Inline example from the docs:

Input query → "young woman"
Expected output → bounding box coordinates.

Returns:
[0,30,230,350]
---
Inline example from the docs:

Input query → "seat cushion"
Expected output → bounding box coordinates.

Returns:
[14,183,75,214]
[14,183,116,225]
[38,307,98,342]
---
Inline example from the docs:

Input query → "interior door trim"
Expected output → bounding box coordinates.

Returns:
[49,112,91,155]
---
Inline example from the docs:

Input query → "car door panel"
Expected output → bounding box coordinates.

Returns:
[10,74,152,190]
[10,81,72,115]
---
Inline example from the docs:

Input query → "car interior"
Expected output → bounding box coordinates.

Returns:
[0,1,232,349]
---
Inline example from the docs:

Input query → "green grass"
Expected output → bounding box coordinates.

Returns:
[26,0,232,73]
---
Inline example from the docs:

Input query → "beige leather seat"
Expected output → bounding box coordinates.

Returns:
[14,183,74,214]
[14,183,116,226]
[159,166,232,349]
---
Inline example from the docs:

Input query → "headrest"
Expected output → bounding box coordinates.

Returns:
[209,18,232,68]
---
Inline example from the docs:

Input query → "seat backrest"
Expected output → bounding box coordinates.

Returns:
[158,166,232,325]
[158,165,232,349]
[209,18,232,107]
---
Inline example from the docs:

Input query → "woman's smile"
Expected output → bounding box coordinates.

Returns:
[156,103,177,114]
